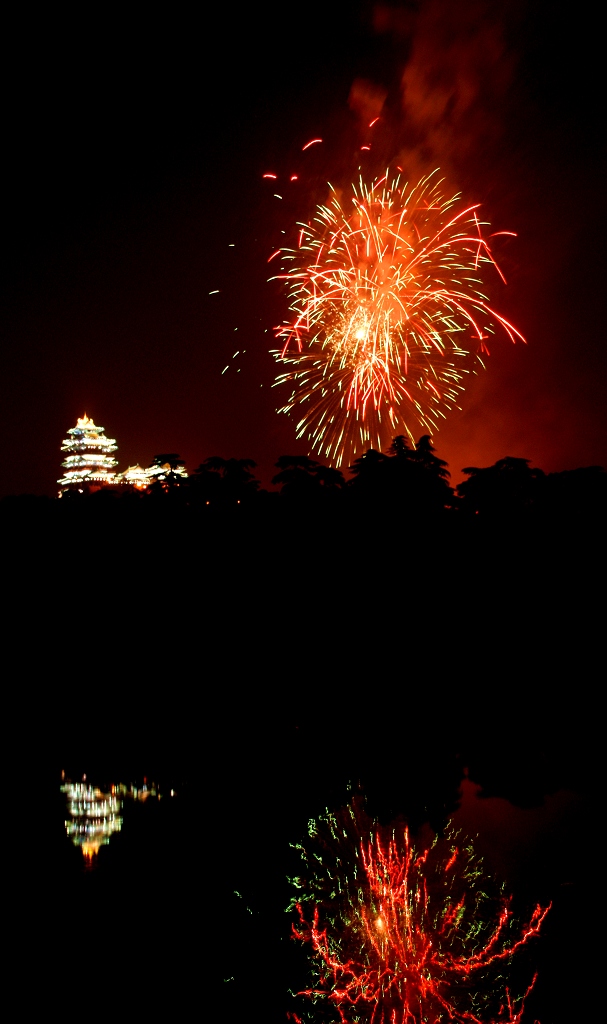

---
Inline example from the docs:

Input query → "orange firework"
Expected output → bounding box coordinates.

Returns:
[272,170,524,466]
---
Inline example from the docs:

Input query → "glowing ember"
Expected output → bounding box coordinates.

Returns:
[288,801,549,1024]
[272,170,524,466]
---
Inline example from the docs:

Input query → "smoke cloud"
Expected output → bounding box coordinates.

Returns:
[373,0,523,176]
[348,78,388,125]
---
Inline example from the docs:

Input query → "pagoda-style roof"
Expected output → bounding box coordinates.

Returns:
[59,414,119,490]
[65,413,116,442]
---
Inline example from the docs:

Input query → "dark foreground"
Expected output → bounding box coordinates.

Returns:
[3,484,602,1021]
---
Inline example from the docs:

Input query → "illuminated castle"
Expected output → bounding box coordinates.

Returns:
[58,414,118,491]
[58,414,188,495]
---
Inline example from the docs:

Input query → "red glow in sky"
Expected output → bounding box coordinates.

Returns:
[0,1,605,497]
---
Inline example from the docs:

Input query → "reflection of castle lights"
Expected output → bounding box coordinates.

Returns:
[61,776,166,863]
[61,782,123,862]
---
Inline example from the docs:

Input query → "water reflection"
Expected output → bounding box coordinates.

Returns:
[61,773,166,865]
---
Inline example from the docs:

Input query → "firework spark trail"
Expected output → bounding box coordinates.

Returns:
[272,170,524,467]
[288,801,549,1024]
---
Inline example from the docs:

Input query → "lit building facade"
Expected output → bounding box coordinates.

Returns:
[145,456,189,487]
[58,414,118,492]
[58,415,188,494]
[116,464,151,490]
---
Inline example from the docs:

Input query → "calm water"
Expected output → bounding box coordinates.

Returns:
[60,773,173,866]
[47,764,594,1023]
[52,770,197,1012]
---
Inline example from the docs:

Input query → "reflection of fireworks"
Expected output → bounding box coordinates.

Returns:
[273,171,524,466]
[288,801,549,1024]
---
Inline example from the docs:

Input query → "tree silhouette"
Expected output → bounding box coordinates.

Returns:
[191,456,260,506]
[273,456,321,498]
[314,466,346,491]
[410,435,450,481]
[349,438,453,515]
[407,435,453,513]
[348,448,389,493]
[387,435,414,460]
[457,458,545,518]
[147,453,187,497]
[188,460,223,506]
[151,453,185,472]
[273,456,345,501]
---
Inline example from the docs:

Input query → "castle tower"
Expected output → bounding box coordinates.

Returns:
[58,413,118,493]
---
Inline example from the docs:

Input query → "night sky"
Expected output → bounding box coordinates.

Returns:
[2,0,605,498]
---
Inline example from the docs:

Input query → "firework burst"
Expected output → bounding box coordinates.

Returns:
[272,170,524,466]
[288,801,549,1024]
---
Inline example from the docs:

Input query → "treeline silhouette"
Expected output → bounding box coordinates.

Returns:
[5,434,604,525]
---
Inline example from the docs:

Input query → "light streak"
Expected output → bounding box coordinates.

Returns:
[272,170,525,466]
[302,138,323,150]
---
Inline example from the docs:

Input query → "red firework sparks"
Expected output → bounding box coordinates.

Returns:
[272,169,524,466]
[288,802,550,1024]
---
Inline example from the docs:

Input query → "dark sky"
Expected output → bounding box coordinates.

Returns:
[2,0,605,497]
